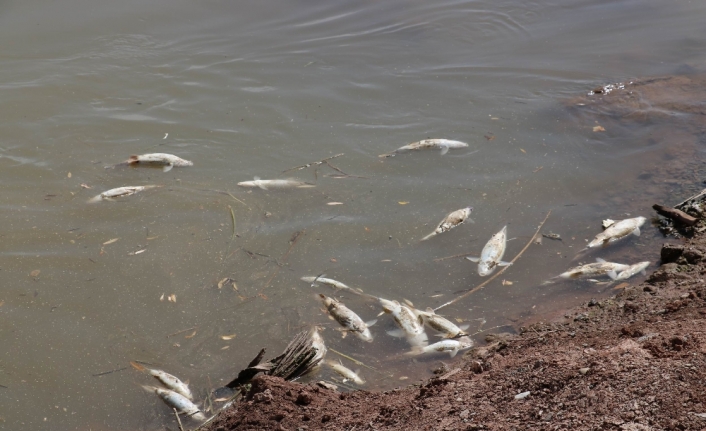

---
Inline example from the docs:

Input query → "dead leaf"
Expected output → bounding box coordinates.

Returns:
[220,334,237,340]
[593,125,606,132]
[455,318,464,323]
[221,346,230,350]
[146,236,159,240]
[30,270,41,278]
[398,376,408,380]
[168,294,176,303]
[398,201,409,205]
[232,282,238,291]
[364,227,370,232]
[185,331,197,339]
[484,134,495,141]
[217,278,229,289]
[520,148,526,154]
[258,293,268,300]
[327,202,343,206]
[330,258,337,263]
[172,343,180,348]
[129,249,146,255]
[80,183,91,189]
[613,282,630,290]
[381,259,392,262]
[160,293,165,302]
[501,280,514,286]
[491,117,499,120]
[102,238,119,245]
[533,166,544,173]
[67,172,72,178]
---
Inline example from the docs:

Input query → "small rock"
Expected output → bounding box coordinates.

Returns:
[459,409,470,419]
[588,298,599,307]
[660,244,684,264]
[321,414,331,423]
[514,391,530,400]
[579,367,590,375]
[469,361,483,374]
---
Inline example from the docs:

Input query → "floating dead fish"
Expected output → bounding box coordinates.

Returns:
[587,216,646,249]
[405,336,474,358]
[379,297,428,347]
[421,207,474,241]
[466,226,512,276]
[415,308,469,338]
[542,232,562,241]
[325,360,364,385]
[237,177,315,190]
[142,385,205,421]
[126,153,193,172]
[379,139,469,158]
[319,294,376,342]
[87,185,160,203]
[553,258,630,281]
[615,261,650,281]
[301,276,350,290]
[131,362,193,400]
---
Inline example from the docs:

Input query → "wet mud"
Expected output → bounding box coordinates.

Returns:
[198,76,706,431]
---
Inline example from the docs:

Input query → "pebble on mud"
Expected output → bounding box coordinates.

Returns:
[514,391,530,400]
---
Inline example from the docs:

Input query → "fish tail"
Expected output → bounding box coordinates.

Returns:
[86,195,103,204]
[420,232,436,241]
[378,153,395,158]
[127,155,139,164]
[130,361,147,372]
[403,346,424,357]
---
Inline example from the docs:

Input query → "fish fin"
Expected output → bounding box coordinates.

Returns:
[497,261,513,267]
[258,183,269,190]
[130,361,147,372]
[253,176,260,181]
[459,324,470,331]
[466,256,480,263]
[607,270,618,280]
[403,346,425,357]
[595,257,606,263]
[424,307,436,315]
[439,146,449,155]
[162,164,173,173]
[365,319,378,327]
[141,384,158,393]
[377,310,386,317]
[403,298,414,307]
[640,269,647,276]
[87,195,103,204]
[420,232,436,241]
[341,331,348,339]
[467,218,475,224]
[355,287,365,293]
[632,227,641,237]
[386,329,405,338]
[449,348,459,358]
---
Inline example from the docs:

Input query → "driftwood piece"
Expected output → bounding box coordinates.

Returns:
[653,204,698,226]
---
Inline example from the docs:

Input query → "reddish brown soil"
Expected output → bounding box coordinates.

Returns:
[202,233,706,431]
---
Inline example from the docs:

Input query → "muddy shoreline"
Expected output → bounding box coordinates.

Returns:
[201,231,706,431]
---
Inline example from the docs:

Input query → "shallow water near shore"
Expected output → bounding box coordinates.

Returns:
[1,0,705,429]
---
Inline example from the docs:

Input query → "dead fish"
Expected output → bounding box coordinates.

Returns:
[126,153,193,172]
[404,336,474,358]
[87,185,160,203]
[379,297,428,347]
[379,139,469,158]
[542,232,562,241]
[421,207,474,241]
[237,176,315,190]
[615,261,650,281]
[301,276,350,290]
[554,258,630,281]
[466,226,512,276]
[131,362,193,400]
[319,294,376,342]
[325,360,364,385]
[310,326,328,363]
[415,308,469,338]
[142,385,206,421]
[586,216,646,249]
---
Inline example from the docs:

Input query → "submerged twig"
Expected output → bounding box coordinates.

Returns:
[432,252,477,262]
[166,327,197,338]
[282,153,344,174]
[434,210,551,311]
[259,231,304,294]
[173,408,185,431]
[91,366,128,377]
[228,205,237,241]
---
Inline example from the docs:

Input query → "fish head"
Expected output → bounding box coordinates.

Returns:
[477,261,495,276]
[357,328,374,342]
[634,216,647,227]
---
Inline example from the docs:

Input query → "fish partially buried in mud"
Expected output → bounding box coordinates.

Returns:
[378,297,428,347]
[548,258,631,282]
[325,360,364,385]
[319,294,376,342]
[615,261,651,281]
[123,153,193,172]
[237,177,315,190]
[379,139,469,158]
[466,226,512,276]
[415,308,469,339]
[404,336,474,358]
[586,216,646,249]
[421,207,474,241]
[87,185,161,203]
[142,385,206,421]
[131,362,193,400]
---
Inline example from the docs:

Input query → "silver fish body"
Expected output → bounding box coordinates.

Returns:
[415,308,469,338]
[615,261,650,281]
[87,185,159,203]
[380,139,469,157]
[558,258,631,280]
[326,360,364,385]
[467,226,511,276]
[320,294,375,342]
[379,298,428,347]
[143,386,206,421]
[237,177,314,190]
[406,336,474,358]
[131,362,192,400]
[127,153,193,172]
[421,207,473,241]
[587,216,646,248]
[301,276,350,290]
[310,327,328,363]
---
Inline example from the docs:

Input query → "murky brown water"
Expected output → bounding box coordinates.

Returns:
[1,0,706,429]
